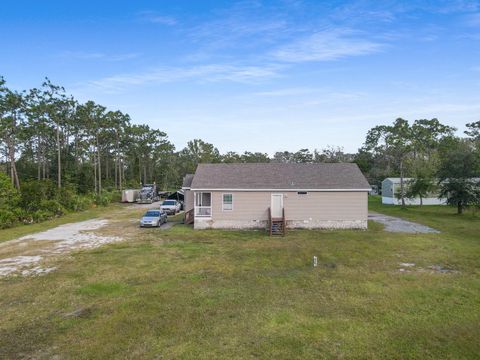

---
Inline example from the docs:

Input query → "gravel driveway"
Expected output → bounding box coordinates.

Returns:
[369,212,440,233]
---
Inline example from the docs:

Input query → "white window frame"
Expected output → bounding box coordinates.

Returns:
[194,192,212,217]
[222,193,234,211]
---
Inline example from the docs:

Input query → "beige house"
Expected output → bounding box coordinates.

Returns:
[182,163,370,233]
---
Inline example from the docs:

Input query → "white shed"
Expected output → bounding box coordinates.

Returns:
[381,178,446,205]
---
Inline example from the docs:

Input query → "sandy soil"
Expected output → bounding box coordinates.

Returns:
[368,212,440,233]
[0,219,122,277]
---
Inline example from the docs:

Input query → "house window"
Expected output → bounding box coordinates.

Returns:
[195,192,212,217]
[222,193,233,211]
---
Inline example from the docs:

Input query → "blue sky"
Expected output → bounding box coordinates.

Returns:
[1,0,479,153]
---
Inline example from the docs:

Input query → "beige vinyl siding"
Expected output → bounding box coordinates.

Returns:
[211,192,270,221]
[284,191,367,221]
[208,191,367,221]
[184,189,194,212]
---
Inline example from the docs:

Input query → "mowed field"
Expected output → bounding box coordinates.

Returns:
[1,197,479,359]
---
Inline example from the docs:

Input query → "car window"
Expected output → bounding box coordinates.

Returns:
[145,211,160,217]
[162,200,176,205]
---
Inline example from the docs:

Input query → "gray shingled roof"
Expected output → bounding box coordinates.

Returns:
[190,163,370,190]
[182,174,194,188]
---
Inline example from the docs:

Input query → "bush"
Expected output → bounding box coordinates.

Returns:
[0,178,117,229]
[72,194,95,211]
[95,192,113,207]
[0,173,20,210]
[39,199,66,216]
[109,190,121,203]
[31,210,55,223]
[0,209,18,229]
[20,180,57,212]
[56,188,94,211]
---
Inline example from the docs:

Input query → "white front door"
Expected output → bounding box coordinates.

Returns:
[271,194,283,218]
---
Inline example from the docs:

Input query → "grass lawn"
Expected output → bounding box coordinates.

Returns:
[1,199,479,359]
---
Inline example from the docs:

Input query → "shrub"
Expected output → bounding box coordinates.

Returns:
[39,199,66,216]
[56,188,94,211]
[95,192,112,207]
[20,180,57,212]
[31,210,55,223]
[0,209,18,229]
[0,173,20,210]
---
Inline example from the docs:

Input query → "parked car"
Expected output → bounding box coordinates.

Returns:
[160,200,181,215]
[140,210,167,227]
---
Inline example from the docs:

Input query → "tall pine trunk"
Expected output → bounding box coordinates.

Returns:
[7,138,20,189]
[37,135,42,180]
[93,151,97,194]
[138,157,142,184]
[118,158,121,190]
[56,122,61,188]
[8,112,20,189]
[114,156,118,189]
[114,131,119,189]
[399,158,405,207]
[96,134,102,194]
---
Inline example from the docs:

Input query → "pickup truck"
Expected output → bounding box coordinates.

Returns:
[160,200,181,215]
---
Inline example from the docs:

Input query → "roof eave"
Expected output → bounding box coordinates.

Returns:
[190,188,372,192]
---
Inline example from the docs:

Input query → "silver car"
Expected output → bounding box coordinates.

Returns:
[140,210,167,227]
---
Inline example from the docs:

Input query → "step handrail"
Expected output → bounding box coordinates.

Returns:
[268,207,272,236]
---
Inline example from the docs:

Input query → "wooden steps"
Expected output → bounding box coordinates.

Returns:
[269,208,286,236]
[184,208,194,225]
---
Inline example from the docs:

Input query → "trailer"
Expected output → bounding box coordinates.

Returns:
[122,189,139,203]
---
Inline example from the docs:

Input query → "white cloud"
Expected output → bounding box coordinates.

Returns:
[272,28,384,62]
[137,11,177,25]
[431,0,479,14]
[59,51,139,61]
[85,64,283,92]
[253,87,317,96]
[186,0,294,50]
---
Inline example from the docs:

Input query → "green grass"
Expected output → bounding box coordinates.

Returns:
[1,200,479,359]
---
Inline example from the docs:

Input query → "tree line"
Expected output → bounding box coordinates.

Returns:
[1,76,479,227]
[360,118,480,213]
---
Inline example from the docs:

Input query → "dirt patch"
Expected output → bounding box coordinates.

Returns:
[19,219,121,253]
[0,219,121,277]
[397,262,458,274]
[369,212,440,233]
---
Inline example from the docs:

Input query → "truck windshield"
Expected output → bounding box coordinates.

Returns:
[162,200,176,205]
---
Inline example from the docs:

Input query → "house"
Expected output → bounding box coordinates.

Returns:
[381,178,447,205]
[182,163,371,232]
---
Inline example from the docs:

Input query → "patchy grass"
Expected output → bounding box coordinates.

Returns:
[0,204,123,244]
[77,282,132,297]
[1,201,479,359]
[369,195,480,238]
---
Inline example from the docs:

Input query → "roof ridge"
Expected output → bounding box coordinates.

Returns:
[191,162,369,190]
